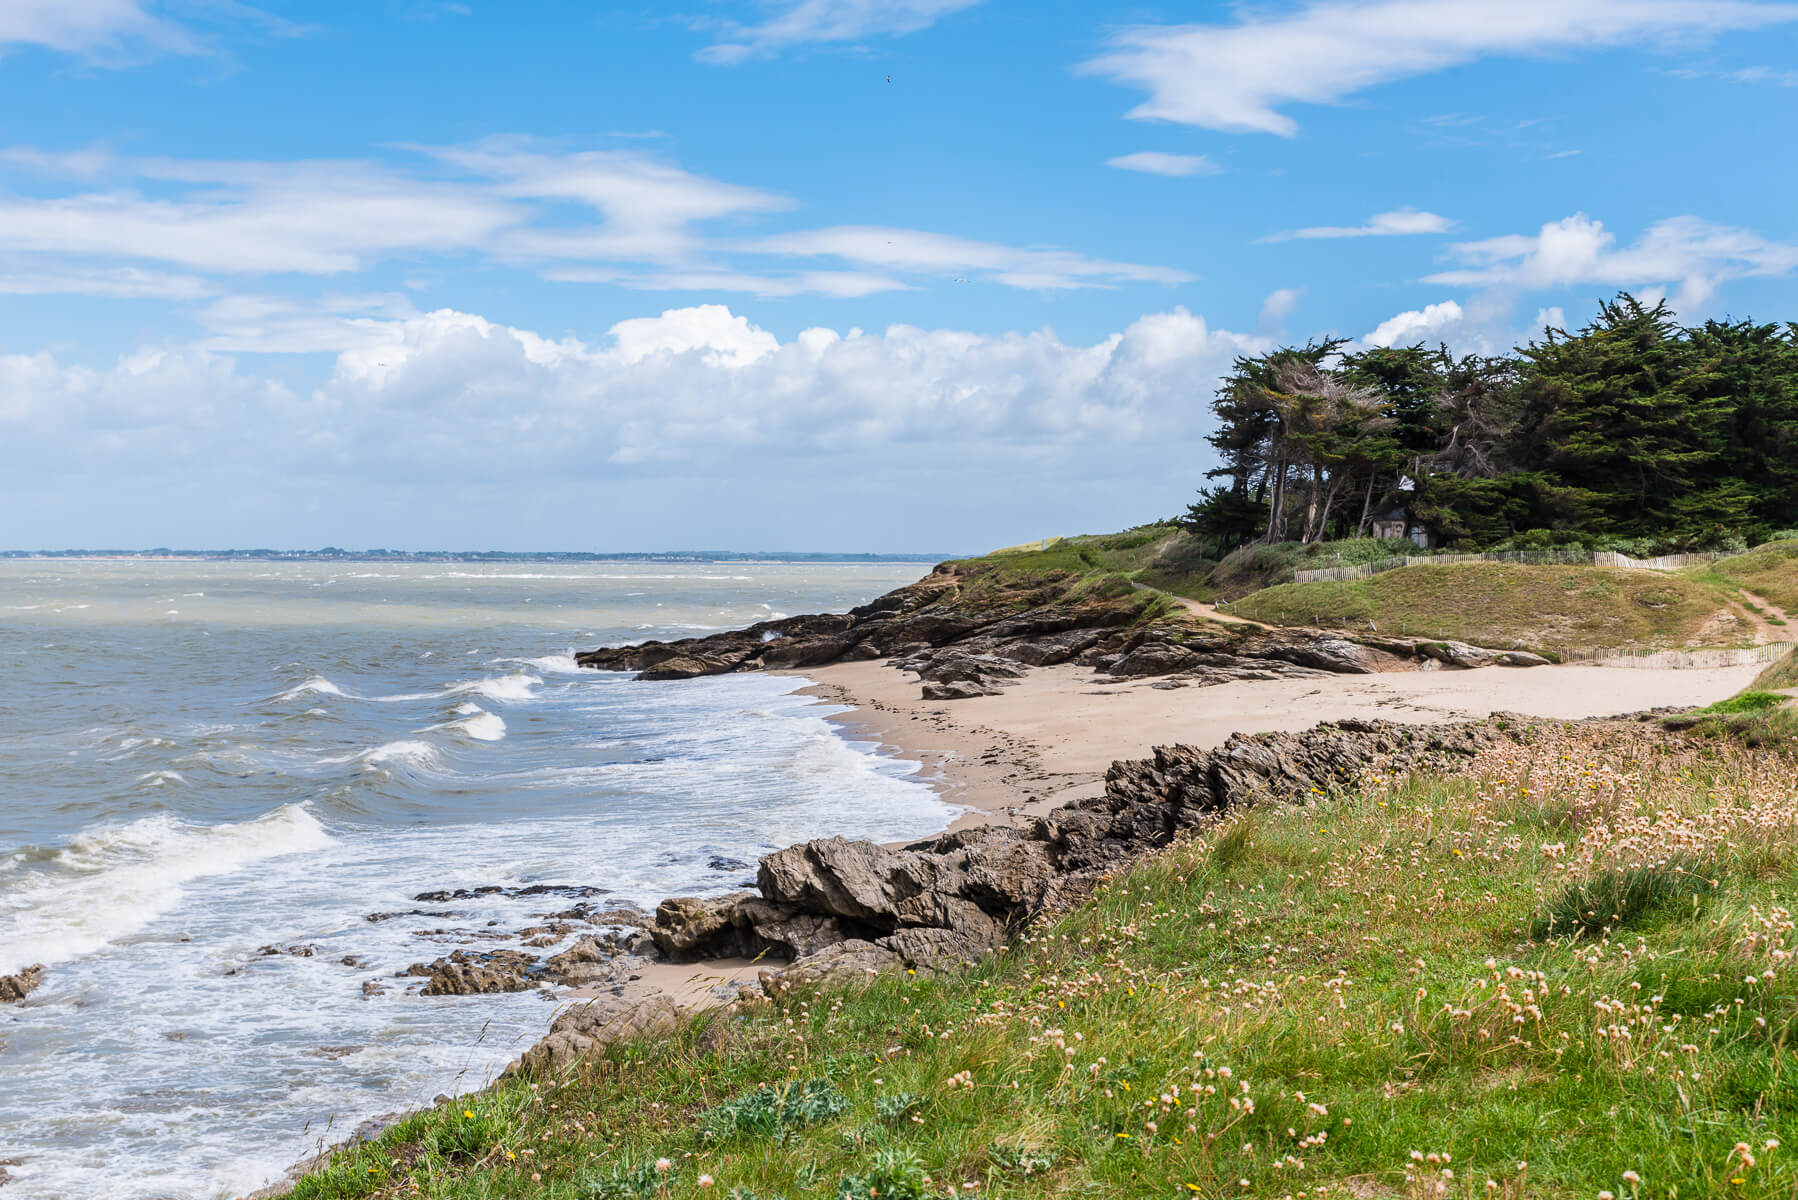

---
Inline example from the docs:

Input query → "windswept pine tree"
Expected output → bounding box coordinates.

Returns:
[1181,293,1798,553]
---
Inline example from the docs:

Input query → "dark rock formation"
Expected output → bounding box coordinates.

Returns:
[505,993,681,1077]
[576,557,1536,702]
[0,964,45,1003]
[649,717,1498,988]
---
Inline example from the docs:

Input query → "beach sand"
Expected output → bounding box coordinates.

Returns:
[789,656,1763,831]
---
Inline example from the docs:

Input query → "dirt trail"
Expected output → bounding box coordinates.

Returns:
[1733,590,1797,644]
[1131,581,1271,630]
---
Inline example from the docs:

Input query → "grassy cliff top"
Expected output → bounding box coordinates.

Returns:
[1222,561,1741,653]
[293,719,1798,1200]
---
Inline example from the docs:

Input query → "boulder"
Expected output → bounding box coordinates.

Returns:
[1419,641,1500,669]
[761,940,902,990]
[1497,650,1551,667]
[921,679,1000,701]
[406,949,539,996]
[505,993,681,1077]
[0,964,45,1002]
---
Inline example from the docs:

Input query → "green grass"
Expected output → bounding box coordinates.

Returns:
[1224,562,1738,650]
[1692,541,1798,615]
[294,722,1798,1200]
[1752,648,1798,693]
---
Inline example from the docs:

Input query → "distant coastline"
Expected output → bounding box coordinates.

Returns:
[0,549,956,563]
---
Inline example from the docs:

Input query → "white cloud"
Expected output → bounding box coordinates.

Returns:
[1080,0,1798,136]
[1263,209,1456,242]
[1423,212,1798,310]
[696,0,983,64]
[740,225,1192,289]
[0,140,1186,300]
[1259,287,1302,329]
[1364,299,1464,347]
[1106,152,1222,177]
[0,0,183,56]
[194,293,421,353]
[0,155,517,274]
[0,262,214,298]
[4,304,1265,483]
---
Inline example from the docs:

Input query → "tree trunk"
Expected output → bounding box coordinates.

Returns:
[1262,450,1287,544]
[1355,471,1378,538]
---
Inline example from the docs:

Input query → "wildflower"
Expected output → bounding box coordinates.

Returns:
[463,1110,475,1119]
[698,1175,714,1188]
[656,1158,673,1173]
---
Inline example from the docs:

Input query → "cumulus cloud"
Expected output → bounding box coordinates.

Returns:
[1363,299,1464,347]
[1424,213,1798,311]
[695,0,984,64]
[1263,209,1456,242]
[1080,0,1798,136]
[4,304,1266,486]
[1106,152,1222,177]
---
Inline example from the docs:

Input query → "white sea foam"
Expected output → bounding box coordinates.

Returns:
[360,739,441,768]
[450,672,540,702]
[431,710,507,742]
[0,804,333,974]
[274,676,346,701]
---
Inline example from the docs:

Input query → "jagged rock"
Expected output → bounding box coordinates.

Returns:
[361,980,385,998]
[1108,642,1203,677]
[505,993,681,1077]
[406,949,539,996]
[1248,633,1382,674]
[1497,650,1551,667]
[0,964,45,1002]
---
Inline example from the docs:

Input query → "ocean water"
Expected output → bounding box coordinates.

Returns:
[0,560,952,1200]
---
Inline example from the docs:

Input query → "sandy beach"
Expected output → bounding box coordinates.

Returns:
[788,656,1765,833]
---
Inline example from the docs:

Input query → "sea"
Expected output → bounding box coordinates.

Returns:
[0,559,955,1199]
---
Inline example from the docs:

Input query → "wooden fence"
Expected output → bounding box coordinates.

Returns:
[1291,548,1725,585]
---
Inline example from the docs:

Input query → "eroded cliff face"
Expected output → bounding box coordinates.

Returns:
[575,558,1528,697]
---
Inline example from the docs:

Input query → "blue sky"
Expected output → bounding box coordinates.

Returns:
[4,0,1798,551]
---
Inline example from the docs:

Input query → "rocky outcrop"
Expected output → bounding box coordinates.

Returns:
[505,993,681,1077]
[403,940,650,996]
[647,718,1499,988]
[577,556,1544,702]
[0,964,45,1003]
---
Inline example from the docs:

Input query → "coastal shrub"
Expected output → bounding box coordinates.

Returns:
[985,1145,1057,1176]
[702,1079,847,1141]
[836,1149,929,1200]
[579,1158,664,1200]
[1534,859,1719,939]
[1705,691,1789,715]
[872,1091,925,1124]
[426,1105,507,1164]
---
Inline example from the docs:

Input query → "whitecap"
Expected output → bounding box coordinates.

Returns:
[359,739,440,769]
[429,710,507,742]
[0,804,333,974]
[449,673,540,702]
[273,676,346,701]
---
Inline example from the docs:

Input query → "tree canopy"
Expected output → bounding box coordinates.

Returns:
[1181,294,1798,554]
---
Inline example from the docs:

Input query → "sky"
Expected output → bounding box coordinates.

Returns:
[3,0,1797,552]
